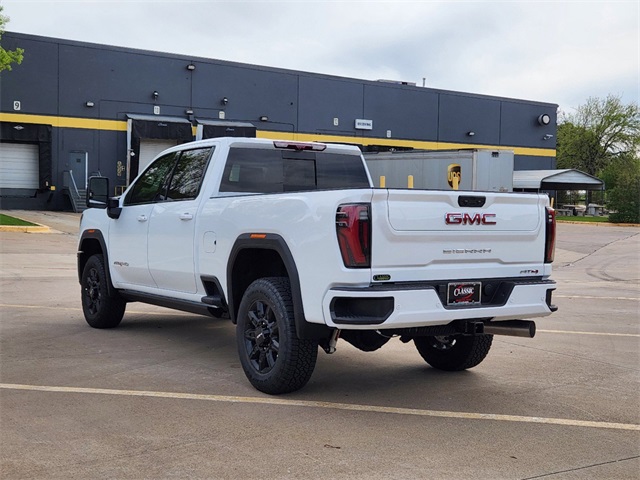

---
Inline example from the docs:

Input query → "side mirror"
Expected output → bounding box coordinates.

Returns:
[87,176,109,208]
[87,176,122,219]
[107,197,122,219]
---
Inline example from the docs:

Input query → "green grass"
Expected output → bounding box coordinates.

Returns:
[0,214,39,226]
[557,215,610,223]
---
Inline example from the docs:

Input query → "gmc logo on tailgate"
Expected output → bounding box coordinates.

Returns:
[445,213,496,225]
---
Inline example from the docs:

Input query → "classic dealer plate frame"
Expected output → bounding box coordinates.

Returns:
[447,282,482,306]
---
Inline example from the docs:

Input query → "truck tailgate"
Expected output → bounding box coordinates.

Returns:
[371,189,548,281]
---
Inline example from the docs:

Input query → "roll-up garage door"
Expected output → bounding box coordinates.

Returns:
[138,139,179,175]
[0,143,39,189]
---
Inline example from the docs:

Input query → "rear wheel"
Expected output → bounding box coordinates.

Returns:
[414,334,493,371]
[236,277,318,394]
[81,254,126,329]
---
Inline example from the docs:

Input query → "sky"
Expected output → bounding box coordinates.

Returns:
[1,0,638,114]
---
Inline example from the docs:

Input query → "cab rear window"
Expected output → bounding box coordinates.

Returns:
[220,147,370,194]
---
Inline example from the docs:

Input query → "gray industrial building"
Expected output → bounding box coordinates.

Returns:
[0,32,557,211]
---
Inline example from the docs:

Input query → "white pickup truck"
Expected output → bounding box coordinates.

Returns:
[78,137,557,394]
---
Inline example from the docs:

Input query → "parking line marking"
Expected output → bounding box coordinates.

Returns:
[0,303,192,316]
[556,294,639,301]
[538,329,640,337]
[1,383,638,432]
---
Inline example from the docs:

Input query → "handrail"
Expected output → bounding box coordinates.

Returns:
[68,170,80,198]
[62,170,82,212]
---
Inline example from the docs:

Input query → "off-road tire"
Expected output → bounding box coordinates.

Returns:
[414,334,493,371]
[81,254,126,329]
[236,277,318,394]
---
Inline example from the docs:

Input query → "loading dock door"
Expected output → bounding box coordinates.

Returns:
[0,143,39,189]
[126,114,193,183]
[195,120,256,140]
[138,139,179,175]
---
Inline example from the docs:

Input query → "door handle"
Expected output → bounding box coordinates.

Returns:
[137,215,148,222]
[179,213,194,221]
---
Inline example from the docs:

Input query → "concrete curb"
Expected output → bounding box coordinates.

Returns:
[0,225,51,233]
[557,220,640,227]
[0,216,52,233]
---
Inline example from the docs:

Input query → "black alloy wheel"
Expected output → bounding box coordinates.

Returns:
[244,298,280,374]
[414,333,493,371]
[236,277,318,394]
[81,254,126,329]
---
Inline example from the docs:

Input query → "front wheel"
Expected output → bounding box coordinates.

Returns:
[414,334,493,371]
[236,277,318,394]
[81,254,126,329]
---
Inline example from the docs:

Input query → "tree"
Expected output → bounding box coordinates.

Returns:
[600,152,637,191]
[557,95,640,176]
[0,5,24,72]
[557,95,640,220]
[556,122,602,174]
[607,156,640,223]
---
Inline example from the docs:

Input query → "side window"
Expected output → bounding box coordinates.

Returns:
[125,153,178,205]
[166,147,212,201]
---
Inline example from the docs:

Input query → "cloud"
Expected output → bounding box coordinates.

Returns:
[2,0,638,111]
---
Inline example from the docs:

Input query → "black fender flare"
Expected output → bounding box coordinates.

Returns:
[77,229,116,296]
[227,233,330,340]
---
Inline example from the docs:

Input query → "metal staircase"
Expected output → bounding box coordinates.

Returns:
[62,171,87,213]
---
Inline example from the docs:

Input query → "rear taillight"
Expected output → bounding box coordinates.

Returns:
[545,207,556,263]
[336,203,371,268]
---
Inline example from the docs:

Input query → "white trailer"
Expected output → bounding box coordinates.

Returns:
[364,149,514,192]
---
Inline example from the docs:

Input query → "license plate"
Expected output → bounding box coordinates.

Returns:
[447,282,482,306]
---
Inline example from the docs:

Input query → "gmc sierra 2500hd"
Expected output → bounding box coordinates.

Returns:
[78,137,557,394]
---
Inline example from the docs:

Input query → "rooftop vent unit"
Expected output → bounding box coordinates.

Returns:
[375,79,417,86]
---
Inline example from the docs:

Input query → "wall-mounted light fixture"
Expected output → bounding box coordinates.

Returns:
[259,115,269,122]
[152,91,159,100]
[185,109,194,115]
[467,131,475,136]
[85,101,95,107]
[186,64,196,71]
[221,97,229,106]
[543,134,554,140]
[538,114,551,126]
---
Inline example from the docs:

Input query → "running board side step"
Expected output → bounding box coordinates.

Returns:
[201,294,224,308]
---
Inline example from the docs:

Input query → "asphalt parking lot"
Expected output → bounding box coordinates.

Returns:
[1,210,638,479]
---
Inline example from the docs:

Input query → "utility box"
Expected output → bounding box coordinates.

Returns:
[364,149,514,192]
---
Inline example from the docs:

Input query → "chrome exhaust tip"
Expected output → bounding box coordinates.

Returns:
[483,320,536,338]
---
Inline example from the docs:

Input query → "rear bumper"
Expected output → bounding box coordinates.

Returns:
[322,279,556,329]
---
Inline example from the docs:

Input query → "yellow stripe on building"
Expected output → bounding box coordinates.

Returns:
[0,112,556,158]
[257,130,557,158]
[0,112,127,131]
